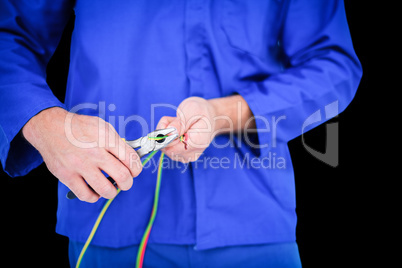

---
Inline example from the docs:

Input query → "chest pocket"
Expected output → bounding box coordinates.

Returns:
[220,0,285,62]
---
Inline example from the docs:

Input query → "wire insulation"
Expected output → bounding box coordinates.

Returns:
[180,133,188,150]
[75,150,157,268]
[76,134,181,267]
[148,135,168,140]
[135,152,165,268]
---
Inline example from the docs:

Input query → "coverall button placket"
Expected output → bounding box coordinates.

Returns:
[184,0,210,248]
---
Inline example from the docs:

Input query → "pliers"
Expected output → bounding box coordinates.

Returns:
[125,127,178,158]
[66,127,178,199]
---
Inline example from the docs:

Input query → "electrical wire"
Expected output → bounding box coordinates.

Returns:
[147,135,168,140]
[180,133,188,150]
[76,134,185,267]
[135,152,164,268]
[75,150,157,268]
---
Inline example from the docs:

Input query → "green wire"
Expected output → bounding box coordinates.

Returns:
[142,150,158,166]
[135,152,164,268]
[75,150,158,268]
[147,136,168,140]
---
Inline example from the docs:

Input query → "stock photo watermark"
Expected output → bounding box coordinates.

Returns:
[301,101,339,167]
[63,100,339,169]
[140,151,287,174]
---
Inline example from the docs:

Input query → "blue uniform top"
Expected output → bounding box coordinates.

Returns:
[0,0,361,249]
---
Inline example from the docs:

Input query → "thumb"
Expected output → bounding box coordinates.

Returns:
[166,116,185,137]
[156,116,185,136]
[156,116,175,130]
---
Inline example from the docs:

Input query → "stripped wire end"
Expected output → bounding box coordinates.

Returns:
[180,133,188,150]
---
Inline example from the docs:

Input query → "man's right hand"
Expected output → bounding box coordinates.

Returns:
[22,107,142,203]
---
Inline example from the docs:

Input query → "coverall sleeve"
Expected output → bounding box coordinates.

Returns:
[0,1,74,177]
[238,0,362,157]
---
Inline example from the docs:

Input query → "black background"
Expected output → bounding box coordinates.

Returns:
[0,1,382,267]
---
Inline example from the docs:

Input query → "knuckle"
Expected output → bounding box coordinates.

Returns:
[77,191,97,203]
[97,182,115,198]
[157,116,172,129]
[125,149,137,164]
[131,162,143,178]
[116,165,131,181]
[129,154,143,176]
[85,195,99,203]
[120,177,133,191]
[76,193,89,202]
[129,150,139,161]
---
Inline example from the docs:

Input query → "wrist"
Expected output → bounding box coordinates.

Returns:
[22,107,67,148]
[208,98,226,132]
[208,95,255,134]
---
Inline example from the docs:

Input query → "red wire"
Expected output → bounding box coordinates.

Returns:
[138,208,154,268]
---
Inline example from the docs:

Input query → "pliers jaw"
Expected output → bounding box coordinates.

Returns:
[149,127,178,151]
[126,127,178,158]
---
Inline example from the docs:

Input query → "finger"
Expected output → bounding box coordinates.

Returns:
[163,142,185,159]
[185,123,213,150]
[64,175,100,203]
[158,115,188,137]
[100,153,134,191]
[155,116,184,150]
[156,116,176,130]
[121,139,142,177]
[163,128,208,163]
[124,144,143,177]
[163,128,199,155]
[167,117,187,137]
[82,169,118,199]
[105,132,143,178]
